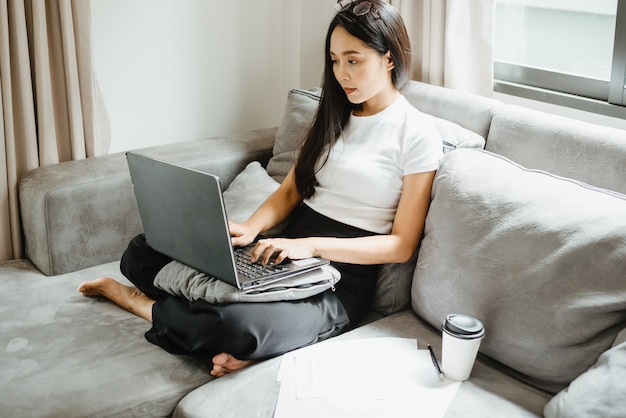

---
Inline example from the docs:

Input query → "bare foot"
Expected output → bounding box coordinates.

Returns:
[78,277,155,323]
[211,352,253,377]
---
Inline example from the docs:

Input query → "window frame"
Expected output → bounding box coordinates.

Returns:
[494,0,626,119]
[609,0,626,105]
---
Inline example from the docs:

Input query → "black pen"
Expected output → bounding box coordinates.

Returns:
[427,344,445,381]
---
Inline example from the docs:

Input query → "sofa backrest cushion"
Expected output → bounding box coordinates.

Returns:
[223,161,287,237]
[266,84,489,316]
[266,88,320,183]
[486,104,626,195]
[402,81,501,140]
[412,148,626,393]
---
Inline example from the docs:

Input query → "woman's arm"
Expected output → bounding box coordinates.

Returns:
[230,167,303,247]
[251,170,436,265]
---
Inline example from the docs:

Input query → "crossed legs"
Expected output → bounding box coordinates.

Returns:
[78,232,352,379]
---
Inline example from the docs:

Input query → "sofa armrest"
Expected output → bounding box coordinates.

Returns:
[19,127,277,276]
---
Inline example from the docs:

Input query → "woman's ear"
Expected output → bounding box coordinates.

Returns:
[384,51,395,71]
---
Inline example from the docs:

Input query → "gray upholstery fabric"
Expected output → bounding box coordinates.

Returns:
[223,161,280,222]
[223,161,285,236]
[402,81,501,140]
[436,117,486,152]
[543,329,626,418]
[173,310,551,418]
[19,154,142,276]
[412,149,626,393]
[0,260,213,417]
[139,128,277,187]
[486,104,626,195]
[266,88,320,183]
[265,83,490,317]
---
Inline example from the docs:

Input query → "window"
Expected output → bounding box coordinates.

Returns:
[494,0,626,118]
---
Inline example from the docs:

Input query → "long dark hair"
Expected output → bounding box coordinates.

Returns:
[294,1,412,199]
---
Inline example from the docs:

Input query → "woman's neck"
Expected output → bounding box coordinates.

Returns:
[354,88,400,117]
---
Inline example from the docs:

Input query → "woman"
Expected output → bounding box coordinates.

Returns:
[79,0,443,377]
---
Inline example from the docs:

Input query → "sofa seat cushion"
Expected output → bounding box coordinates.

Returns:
[0,260,212,416]
[173,310,551,418]
[412,148,626,393]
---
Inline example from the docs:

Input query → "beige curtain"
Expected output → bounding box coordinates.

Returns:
[0,0,109,262]
[392,0,495,97]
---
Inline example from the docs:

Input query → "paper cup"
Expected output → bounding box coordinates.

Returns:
[441,314,485,381]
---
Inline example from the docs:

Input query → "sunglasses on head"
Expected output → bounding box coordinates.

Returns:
[335,0,379,17]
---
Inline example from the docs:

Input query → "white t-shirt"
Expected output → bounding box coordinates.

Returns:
[305,95,443,234]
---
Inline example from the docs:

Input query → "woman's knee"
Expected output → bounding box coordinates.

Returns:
[120,234,172,298]
[120,234,148,278]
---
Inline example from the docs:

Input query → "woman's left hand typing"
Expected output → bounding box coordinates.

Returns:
[249,238,318,265]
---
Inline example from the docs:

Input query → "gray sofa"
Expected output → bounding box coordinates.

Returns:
[2,81,625,417]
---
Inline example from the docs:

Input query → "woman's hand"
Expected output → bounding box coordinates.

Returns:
[229,221,259,248]
[249,238,318,265]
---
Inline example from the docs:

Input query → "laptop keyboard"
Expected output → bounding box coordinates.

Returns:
[234,250,289,279]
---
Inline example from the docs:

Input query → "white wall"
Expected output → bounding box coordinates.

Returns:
[92,0,335,153]
[92,1,624,154]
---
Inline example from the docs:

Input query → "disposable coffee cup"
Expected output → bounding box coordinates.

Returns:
[441,314,485,381]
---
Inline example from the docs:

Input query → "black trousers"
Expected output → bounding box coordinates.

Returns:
[120,204,380,360]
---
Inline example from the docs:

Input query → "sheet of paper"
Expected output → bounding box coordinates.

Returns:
[274,337,461,418]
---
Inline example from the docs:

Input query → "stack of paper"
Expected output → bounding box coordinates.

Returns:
[274,337,461,418]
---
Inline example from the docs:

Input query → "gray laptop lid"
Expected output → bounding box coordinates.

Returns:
[126,152,329,290]
[127,151,241,287]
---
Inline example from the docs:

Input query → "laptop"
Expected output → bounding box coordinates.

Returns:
[126,151,329,290]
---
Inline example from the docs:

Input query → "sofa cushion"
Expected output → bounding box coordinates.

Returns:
[0,260,212,416]
[402,81,500,140]
[224,161,280,222]
[486,104,626,195]
[543,329,626,418]
[266,88,321,183]
[412,148,626,393]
